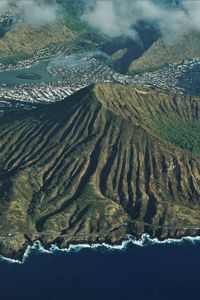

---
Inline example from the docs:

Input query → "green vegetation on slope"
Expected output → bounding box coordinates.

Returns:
[129,31,200,72]
[154,118,200,153]
[0,23,77,63]
[0,84,199,259]
[0,2,105,64]
[95,84,200,151]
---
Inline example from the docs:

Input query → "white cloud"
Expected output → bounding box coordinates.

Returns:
[0,1,11,14]
[18,1,57,26]
[0,0,58,26]
[82,0,200,42]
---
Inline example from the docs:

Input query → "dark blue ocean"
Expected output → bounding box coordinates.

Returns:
[0,235,200,300]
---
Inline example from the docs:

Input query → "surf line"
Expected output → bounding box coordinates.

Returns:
[1,233,200,265]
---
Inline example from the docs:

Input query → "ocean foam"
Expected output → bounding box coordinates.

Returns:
[1,234,200,264]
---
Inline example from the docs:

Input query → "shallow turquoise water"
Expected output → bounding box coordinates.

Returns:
[0,61,60,85]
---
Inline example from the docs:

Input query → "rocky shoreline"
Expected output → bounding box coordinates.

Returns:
[1,225,200,262]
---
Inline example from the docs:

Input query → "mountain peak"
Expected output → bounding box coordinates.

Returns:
[0,83,199,259]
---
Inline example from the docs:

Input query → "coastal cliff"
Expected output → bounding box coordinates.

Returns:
[0,83,199,259]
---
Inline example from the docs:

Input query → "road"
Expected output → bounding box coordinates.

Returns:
[0,220,200,241]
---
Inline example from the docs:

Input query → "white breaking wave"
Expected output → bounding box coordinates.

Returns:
[1,234,200,264]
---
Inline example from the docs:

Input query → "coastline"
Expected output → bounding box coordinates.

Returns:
[1,221,200,263]
[1,233,200,265]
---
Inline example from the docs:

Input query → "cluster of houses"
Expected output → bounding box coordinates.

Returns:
[0,53,200,115]
[0,54,135,105]
[133,58,200,95]
[0,44,70,72]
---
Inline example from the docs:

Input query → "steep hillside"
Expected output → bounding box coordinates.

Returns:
[129,32,200,72]
[0,1,101,63]
[0,83,200,259]
[0,23,77,62]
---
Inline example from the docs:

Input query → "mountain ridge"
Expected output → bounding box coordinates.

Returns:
[0,83,199,259]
